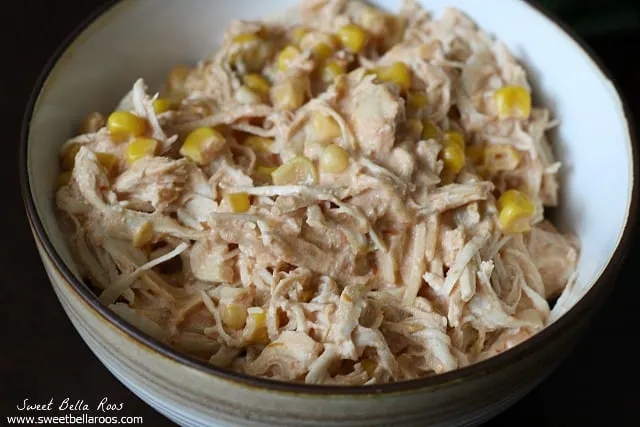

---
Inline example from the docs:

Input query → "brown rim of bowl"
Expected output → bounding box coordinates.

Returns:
[19,0,638,396]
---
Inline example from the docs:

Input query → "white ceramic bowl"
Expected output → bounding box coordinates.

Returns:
[21,0,637,426]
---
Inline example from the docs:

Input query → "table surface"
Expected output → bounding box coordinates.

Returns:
[2,1,639,426]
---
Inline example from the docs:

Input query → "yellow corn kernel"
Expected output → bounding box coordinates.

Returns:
[270,76,308,110]
[497,189,535,233]
[421,120,442,141]
[440,169,456,185]
[277,45,301,71]
[244,136,276,153]
[180,127,226,165]
[360,7,386,34]
[376,62,412,92]
[272,156,317,185]
[226,192,251,213]
[61,144,81,171]
[383,15,407,50]
[337,24,368,53]
[230,33,270,72]
[245,307,269,344]
[444,131,465,150]
[361,358,376,376]
[126,138,158,165]
[254,165,279,183]
[319,144,350,173]
[405,118,424,140]
[291,26,310,46]
[243,73,271,99]
[234,85,263,104]
[484,144,521,172]
[441,141,466,174]
[221,303,248,330]
[167,65,191,95]
[299,289,315,303]
[232,32,260,45]
[407,91,428,109]
[312,42,334,62]
[95,152,119,172]
[311,112,341,142]
[153,98,172,114]
[320,61,346,84]
[256,165,279,176]
[465,144,486,166]
[494,85,532,120]
[57,171,72,188]
[78,112,106,134]
[107,111,146,139]
[132,221,154,248]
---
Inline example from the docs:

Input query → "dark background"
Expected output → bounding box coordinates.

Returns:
[2,1,639,426]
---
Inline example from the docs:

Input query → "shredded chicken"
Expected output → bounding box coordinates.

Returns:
[55,0,579,385]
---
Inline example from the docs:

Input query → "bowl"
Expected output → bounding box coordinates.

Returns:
[20,0,637,426]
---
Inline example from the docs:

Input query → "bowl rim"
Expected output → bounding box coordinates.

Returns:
[19,0,638,396]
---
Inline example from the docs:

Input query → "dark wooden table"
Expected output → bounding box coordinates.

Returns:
[2,1,639,426]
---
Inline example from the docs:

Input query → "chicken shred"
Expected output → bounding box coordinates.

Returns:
[56,0,579,385]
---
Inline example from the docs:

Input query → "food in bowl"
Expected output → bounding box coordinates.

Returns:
[54,0,579,385]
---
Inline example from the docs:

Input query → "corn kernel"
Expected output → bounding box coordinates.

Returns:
[277,45,301,72]
[271,76,308,110]
[230,33,269,71]
[465,144,485,166]
[407,91,428,109]
[153,98,172,114]
[360,7,386,34]
[444,131,465,150]
[312,42,334,62]
[180,127,226,165]
[243,74,271,99]
[221,303,248,330]
[320,61,346,84]
[422,120,442,141]
[126,138,158,165]
[497,189,535,233]
[244,136,276,153]
[226,192,251,213]
[57,171,72,188]
[132,221,154,248]
[234,85,263,104]
[337,24,368,53]
[440,168,456,185]
[376,62,412,91]
[291,26,310,46]
[167,65,191,95]
[405,119,424,140]
[484,144,521,172]
[232,32,260,45]
[107,111,146,139]
[319,144,349,173]
[78,112,106,134]
[494,86,532,120]
[441,141,466,174]
[245,307,269,344]
[361,358,377,376]
[254,165,279,183]
[311,112,341,142]
[272,156,317,185]
[299,289,314,303]
[383,15,406,50]
[61,144,81,171]
[95,152,119,172]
